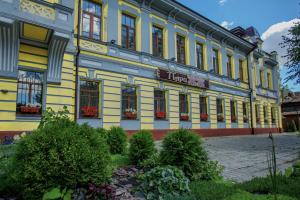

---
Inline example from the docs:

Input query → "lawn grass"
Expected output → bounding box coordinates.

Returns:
[111,154,130,169]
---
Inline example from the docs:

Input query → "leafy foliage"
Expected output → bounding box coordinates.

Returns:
[42,187,73,200]
[160,129,222,180]
[140,166,190,200]
[8,107,112,199]
[129,130,156,165]
[107,126,127,154]
[281,22,300,84]
[139,153,160,170]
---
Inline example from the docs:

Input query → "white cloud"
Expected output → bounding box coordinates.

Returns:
[262,18,300,67]
[220,21,234,29]
[262,18,300,91]
[218,0,227,6]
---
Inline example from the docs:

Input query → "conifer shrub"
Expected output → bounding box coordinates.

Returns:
[129,130,156,165]
[107,126,127,154]
[9,107,112,199]
[160,129,222,180]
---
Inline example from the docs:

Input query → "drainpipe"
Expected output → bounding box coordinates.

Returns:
[247,45,257,135]
[75,0,82,122]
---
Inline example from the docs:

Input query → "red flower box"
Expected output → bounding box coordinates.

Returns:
[217,115,224,122]
[20,106,40,114]
[200,113,209,121]
[180,115,189,121]
[124,112,137,120]
[81,106,98,117]
[155,111,166,119]
[231,115,237,123]
[256,118,260,123]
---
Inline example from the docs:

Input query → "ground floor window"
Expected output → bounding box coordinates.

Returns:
[154,90,166,120]
[255,104,260,124]
[200,96,208,122]
[230,100,237,123]
[179,94,189,121]
[243,102,249,123]
[79,80,100,118]
[263,106,268,124]
[217,98,224,122]
[271,107,276,124]
[16,70,43,116]
[122,85,137,120]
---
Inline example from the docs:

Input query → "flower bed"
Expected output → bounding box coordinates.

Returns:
[155,111,166,119]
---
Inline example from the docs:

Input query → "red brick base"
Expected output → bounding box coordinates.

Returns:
[1,128,283,141]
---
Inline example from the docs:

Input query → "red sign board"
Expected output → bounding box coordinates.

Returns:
[156,69,209,89]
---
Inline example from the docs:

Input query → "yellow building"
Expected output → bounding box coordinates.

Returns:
[0,0,281,139]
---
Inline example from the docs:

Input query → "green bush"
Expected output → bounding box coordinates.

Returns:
[107,126,127,154]
[236,176,300,199]
[8,108,112,199]
[160,129,222,180]
[129,130,156,165]
[95,128,108,141]
[190,181,238,200]
[139,153,160,170]
[140,166,190,200]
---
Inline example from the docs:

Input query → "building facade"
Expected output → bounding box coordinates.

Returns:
[0,0,282,138]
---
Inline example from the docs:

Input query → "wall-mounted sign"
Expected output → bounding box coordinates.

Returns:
[156,69,209,89]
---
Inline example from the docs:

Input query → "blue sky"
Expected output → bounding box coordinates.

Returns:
[177,0,300,91]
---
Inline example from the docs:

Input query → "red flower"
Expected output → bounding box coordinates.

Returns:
[155,111,166,119]
[124,112,137,120]
[200,113,209,121]
[81,106,98,117]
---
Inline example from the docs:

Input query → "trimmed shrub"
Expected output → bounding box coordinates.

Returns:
[160,129,222,180]
[129,130,156,165]
[9,108,112,199]
[140,166,190,200]
[107,126,127,154]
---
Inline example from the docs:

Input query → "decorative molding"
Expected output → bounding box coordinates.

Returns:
[0,21,18,78]
[80,40,108,54]
[47,31,69,83]
[20,0,55,20]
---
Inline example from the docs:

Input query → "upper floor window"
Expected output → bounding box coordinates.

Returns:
[16,70,43,116]
[243,102,249,123]
[239,59,244,81]
[82,0,102,40]
[79,80,100,118]
[122,85,137,120]
[154,90,166,119]
[260,70,264,87]
[227,55,233,79]
[267,72,272,89]
[216,98,224,122]
[230,100,237,123]
[196,43,204,70]
[179,94,189,121]
[200,96,208,122]
[152,26,163,58]
[122,14,136,50]
[176,35,186,64]
[213,49,220,74]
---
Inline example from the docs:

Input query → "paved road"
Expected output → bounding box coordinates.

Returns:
[156,133,300,182]
[204,133,300,182]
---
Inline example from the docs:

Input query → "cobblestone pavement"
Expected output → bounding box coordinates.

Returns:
[156,133,300,182]
[204,133,300,182]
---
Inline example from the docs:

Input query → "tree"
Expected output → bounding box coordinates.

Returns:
[281,22,300,84]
